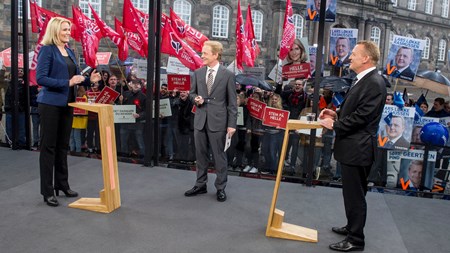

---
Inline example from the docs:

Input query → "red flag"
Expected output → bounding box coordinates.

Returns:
[72,6,102,68]
[169,8,209,52]
[115,18,145,58]
[89,4,121,46]
[245,5,260,64]
[123,0,148,56]
[161,21,203,71]
[30,1,74,36]
[235,1,253,70]
[113,18,129,61]
[279,0,295,60]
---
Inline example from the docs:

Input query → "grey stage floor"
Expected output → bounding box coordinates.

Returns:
[0,147,449,253]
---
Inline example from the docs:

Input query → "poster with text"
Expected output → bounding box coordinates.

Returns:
[377,105,415,150]
[328,28,358,67]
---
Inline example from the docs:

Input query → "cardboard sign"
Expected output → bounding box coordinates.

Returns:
[167,56,190,74]
[96,52,112,65]
[237,107,244,126]
[74,97,88,115]
[95,86,120,104]
[262,107,290,129]
[167,74,191,91]
[282,63,311,79]
[113,105,136,123]
[246,97,266,120]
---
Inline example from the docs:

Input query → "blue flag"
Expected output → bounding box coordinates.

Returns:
[384,112,393,126]
[414,104,424,121]
[393,91,405,108]
[416,94,426,106]
[332,93,344,107]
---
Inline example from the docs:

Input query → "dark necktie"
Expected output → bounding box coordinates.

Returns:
[207,69,214,96]
[349,78,358,90]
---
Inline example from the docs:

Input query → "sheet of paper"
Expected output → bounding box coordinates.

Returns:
[224,132,232,152]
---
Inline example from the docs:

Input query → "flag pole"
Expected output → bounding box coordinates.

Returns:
[104,38,127,94]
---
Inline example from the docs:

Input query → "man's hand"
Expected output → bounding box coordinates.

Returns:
[319,108,337,120]
[227,127,236,137]
[320,117,334,130]
[194,96,204,106]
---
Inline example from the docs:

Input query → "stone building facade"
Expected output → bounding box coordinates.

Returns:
[1,0,450,79]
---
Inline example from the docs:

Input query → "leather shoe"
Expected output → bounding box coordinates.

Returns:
[332,226,349,236]
[55,188,78,197]
[184,186,207,196]
[216,189,227,202]
[43,196,59,207]
[329,239,364,252]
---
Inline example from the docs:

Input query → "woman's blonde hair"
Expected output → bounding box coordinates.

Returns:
[269,93,283,109]
[287,39,308,63]
[41,17,71,46]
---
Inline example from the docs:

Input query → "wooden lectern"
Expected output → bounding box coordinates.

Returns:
[68,102,121,213]
[266,119,322,242]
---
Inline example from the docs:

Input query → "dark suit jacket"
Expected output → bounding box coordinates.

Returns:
[36,45,89,107]
[333,69,387,166]
[393,136,410,150]
[190,65,237,132]
[398,66,415,81]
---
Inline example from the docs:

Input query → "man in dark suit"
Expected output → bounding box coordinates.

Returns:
[320,41,387,252]
[184,41,237,202]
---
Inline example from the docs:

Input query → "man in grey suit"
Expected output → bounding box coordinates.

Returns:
[184,41,237,202]
[320,41,386,252]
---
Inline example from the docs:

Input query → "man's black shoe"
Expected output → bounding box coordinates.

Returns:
[329,239,364,252]
[184,186,207,197]
[216,189,227,202]
[332,226,349,236]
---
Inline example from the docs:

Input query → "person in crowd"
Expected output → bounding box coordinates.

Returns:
[70,86,88,154]
[227,93,248,171]
[425,97,450,118]
[4,68,26,147]
[174,90,195,161]
[119,79,146,157]
[36,17,101,207]
[159,84,176,160]
[281,79,307,173]
[184,40,237,202]
[318,89,335,179]
[0,67,7,121]
[106,74,122,150]
[383,116,409,150]
[261,93,284,175]
[86,80,101,153]
[243,90,264,173]
[320,41,387,252]
[98,70,110,91]
[30,84,41,148]
[419,102,429,114]
[385,93,394,105]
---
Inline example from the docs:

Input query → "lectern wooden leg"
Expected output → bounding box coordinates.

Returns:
[265,128,318,242]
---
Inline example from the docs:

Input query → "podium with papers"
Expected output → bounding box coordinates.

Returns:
[266,119,322,242]
[68,102,121,213]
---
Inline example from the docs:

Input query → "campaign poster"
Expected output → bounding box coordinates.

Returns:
[308,46,322,78]
[262,107,290,129]
[383,35,425,81]
[386,150,437,191]
[247,97,266,120]
[113,105,136,123]
[329,28,358,67]
[95,86,120,104]
[411,116,440,148]
[167,74,191,91]
[377,105,415,150]
[305,0,337,22]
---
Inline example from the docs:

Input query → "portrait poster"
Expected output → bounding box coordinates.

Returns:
[328,28,358,67]
[386,150,437,191]
[383,35,425,81]
[281,38,310,85]
[308,46,322,78]
[377,105,415,150]
[305,0,337,22]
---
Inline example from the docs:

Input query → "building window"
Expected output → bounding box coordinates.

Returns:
[292,14,304,39]
[19,0,42,19]
[391,0,398,7]
[422,37,431,59]
[370,27,381,47]
[174,0,192,26]
[132,0,148,13]
[438,39,447,61]
[443,0,449,18]
[425,0,434,14]
[407,0,417,10]
[251,10,263,42]
[212,5,229,38]
[79,0,101,19]
[389,31,395,44]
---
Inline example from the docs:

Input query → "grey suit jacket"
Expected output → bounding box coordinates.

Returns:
[190,65,237,132]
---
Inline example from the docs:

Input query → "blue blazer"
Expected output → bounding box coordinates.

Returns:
[36,45,88,106]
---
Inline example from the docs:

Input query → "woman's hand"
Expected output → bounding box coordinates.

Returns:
[69,75,86,87]
[89,70,102,83]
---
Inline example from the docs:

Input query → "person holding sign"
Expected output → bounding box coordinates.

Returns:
[184,41,237,202]
[36,17,101,207]
[319,41,386,251]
